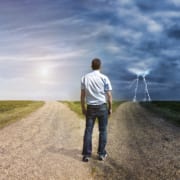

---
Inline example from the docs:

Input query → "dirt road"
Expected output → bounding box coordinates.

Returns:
[0,102,179,180]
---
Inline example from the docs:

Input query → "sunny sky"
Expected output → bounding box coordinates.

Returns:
[0,0,180,101]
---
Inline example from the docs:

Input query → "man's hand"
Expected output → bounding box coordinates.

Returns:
[82,108,87,116]
[108,108,112,115]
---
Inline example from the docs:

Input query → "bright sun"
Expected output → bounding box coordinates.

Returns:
[40,67,49,77]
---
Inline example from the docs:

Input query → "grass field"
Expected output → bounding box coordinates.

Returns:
[140,101,180,126]
[0,101,44,128]
[61,101,125,118]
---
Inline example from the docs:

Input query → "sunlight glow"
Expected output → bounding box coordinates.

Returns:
[39,66,50,77]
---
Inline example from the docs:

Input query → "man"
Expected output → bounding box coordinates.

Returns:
[81,58,112,162]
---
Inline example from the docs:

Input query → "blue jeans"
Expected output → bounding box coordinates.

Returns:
[82,104,108,157]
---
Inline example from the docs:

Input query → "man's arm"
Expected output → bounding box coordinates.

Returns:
[107,91,112,115]
[81,89,86,115]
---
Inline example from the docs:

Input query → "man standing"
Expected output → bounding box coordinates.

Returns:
[81,58,112,162]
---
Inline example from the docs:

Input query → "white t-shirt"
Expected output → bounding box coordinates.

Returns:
[81,70,112,105]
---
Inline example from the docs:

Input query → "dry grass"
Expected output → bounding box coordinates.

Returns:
[0,101,44,128]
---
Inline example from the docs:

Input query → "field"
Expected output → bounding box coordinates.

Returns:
[140,101,180,126]
[0,101,44,128]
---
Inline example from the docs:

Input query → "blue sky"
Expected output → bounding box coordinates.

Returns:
[0,0,180,100]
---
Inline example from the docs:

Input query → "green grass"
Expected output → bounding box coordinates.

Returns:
[61,101,83,118]
[61,101,124,118]
[112,101,125,112]
[140,101,180,126]
[0,101,45,128]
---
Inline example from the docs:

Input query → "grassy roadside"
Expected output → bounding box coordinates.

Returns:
[140,101,180,126]
[112,101,125,112]
[61,101,124,118]
[61,101,83,118]
[0,101,45,129]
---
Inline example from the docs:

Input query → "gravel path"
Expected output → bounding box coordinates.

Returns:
[92,102,180,180]
[0,102,93,180]
[0,101,179,180]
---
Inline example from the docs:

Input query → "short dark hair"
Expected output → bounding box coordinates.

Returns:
[91,58,101,70]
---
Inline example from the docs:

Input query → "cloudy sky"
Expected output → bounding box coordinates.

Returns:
[0,0,179,101]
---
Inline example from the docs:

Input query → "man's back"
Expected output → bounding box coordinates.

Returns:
[81,70,112,105]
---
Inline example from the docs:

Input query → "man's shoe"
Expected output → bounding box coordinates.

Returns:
[99,154,107,161]
[82,156,90,162]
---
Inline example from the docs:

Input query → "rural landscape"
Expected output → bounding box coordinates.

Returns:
[0,100,179,179]
[0,0,180,179]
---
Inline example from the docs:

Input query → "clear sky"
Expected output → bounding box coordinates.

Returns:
[0,0,180,101]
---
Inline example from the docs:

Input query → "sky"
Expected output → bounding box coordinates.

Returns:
[0,0,180,101]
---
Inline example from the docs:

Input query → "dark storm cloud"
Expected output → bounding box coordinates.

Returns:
[98,0,180,100]
[167,24,180,39]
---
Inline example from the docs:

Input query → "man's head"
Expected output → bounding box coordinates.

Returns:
[91,58,101,70]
